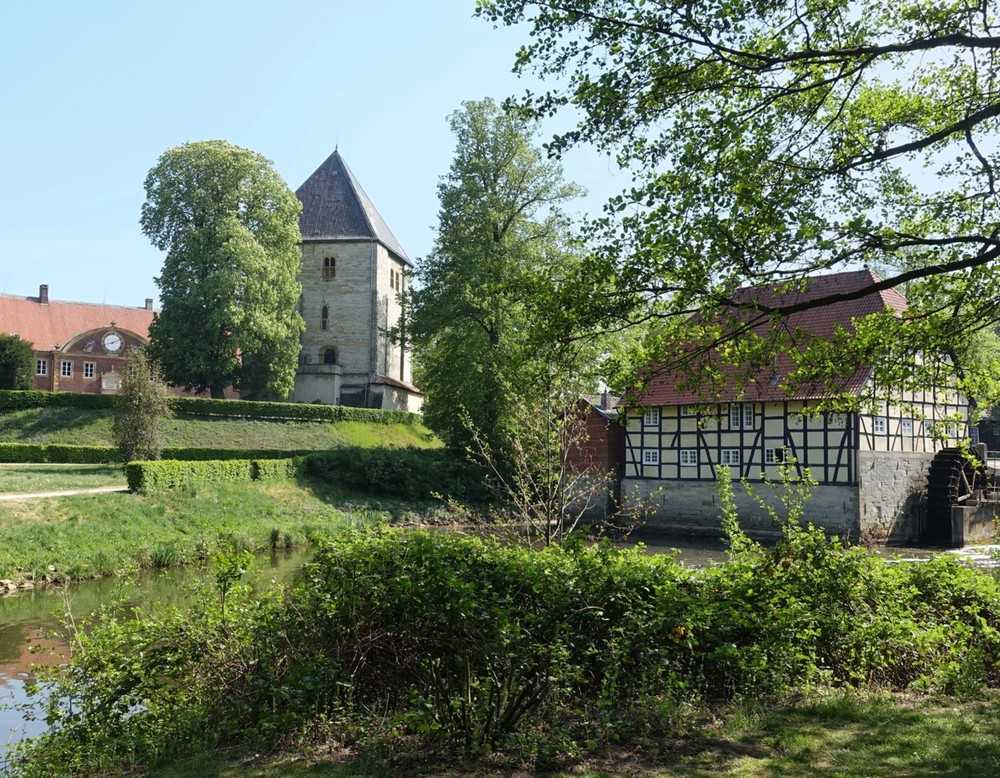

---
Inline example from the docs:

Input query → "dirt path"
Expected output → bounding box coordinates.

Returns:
[0,486,129,501]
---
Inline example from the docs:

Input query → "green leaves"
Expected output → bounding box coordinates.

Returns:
[141,141,304,399]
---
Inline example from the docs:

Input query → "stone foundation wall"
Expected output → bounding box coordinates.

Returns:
[622,478,859,538]
[856,450,934,544]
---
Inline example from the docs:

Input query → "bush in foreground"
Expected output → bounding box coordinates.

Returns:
[15,527,1000,775]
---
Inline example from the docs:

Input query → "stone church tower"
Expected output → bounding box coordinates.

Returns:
[291,150,422,412]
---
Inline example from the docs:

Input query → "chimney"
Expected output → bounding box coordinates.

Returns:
[39,284,49,305]
[601,389,610,410]
[145,298,154,311]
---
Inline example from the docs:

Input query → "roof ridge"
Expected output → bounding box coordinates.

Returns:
[0,292,153,310]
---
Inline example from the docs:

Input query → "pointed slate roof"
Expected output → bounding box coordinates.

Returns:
[296,150,411,266]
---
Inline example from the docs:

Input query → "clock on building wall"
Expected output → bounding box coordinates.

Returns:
[103,332,122,353]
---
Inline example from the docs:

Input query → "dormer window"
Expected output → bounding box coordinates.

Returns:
[323,257,336,279]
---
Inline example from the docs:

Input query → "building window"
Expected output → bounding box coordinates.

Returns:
[873,417,887,435]
[321,305,329,331]
[323,257,336,279]
[680,449,698,466]
[972,426,981,445]
[84,362,95,379]
[681,405,697,416]
[323,348,337,365]
[729,403,754,429]
[36,359,47,376]
[765,448,785,465]
[721,449,741,466]
[60,360,72,377]
[642,449,659,465]
[901,418,913,436]
[643,408,659,427]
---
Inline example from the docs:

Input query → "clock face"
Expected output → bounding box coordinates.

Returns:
[103,332,122,353]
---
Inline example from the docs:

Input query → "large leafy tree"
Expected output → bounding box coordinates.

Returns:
[0,334,34,390]
[409,98,588,456]
[479,0,1000,411]
[141,140,304,399]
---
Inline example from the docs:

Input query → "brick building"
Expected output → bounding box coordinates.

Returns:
[0,284,157,394]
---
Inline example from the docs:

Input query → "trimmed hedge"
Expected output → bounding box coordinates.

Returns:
[0,390,419,425]
[0,443,119,464]
[126,458,302,493]
[0,443,313,465]
[303,447,490,502]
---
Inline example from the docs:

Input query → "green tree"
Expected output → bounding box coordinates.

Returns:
[409,99,615,543]
[111,348,173,463]
[479,0,1000,407]
[0,334,34,390]
[409,98,586,454]
[141,140,304,399]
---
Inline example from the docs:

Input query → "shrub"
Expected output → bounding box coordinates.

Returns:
[303,447,489,502]
[0,443,118,464]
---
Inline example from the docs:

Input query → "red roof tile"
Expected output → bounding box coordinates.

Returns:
[635,269,906,405]
[0,291,156,350]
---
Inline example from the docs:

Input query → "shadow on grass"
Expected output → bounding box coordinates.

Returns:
[655,693,1000,778]
[0,407,106,442]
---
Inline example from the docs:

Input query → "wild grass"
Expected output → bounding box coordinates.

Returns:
[0,407,441,450]
[0,464,125,493]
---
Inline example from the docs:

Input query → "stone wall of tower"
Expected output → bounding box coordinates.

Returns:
[294,239,416,406]
[296,240,377,403]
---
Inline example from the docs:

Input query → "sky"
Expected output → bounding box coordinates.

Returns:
[0,1,624,309]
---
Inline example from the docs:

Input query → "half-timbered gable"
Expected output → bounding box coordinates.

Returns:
[622,270,968,544]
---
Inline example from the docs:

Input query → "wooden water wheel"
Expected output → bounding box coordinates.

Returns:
[924,447,980,546]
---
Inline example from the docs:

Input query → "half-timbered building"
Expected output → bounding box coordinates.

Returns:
[622,270,968,544]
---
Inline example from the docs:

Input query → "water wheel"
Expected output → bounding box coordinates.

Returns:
[924,447,980,546]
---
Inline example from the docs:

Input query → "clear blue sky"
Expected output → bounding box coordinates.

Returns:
[0,1,622,308]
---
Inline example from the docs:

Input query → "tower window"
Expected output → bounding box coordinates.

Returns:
[323,257,336,279]
[323,348,337,365]
[321,305,329,331]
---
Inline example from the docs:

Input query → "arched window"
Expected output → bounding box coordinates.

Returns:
[323,257,336,279]
[321,305,329,331]
[323,348,337,365]
[297,294,304,315]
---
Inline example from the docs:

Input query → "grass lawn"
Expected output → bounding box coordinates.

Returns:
[0,463,126,493]
[141,692,1000,777]
[0,478,428,582]
[0,407,441,450]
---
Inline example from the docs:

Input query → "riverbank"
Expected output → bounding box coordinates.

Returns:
[0,477,455,588]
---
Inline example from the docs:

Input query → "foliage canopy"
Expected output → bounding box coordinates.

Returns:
[478,0,1000,410]
[111,348,173,463]
[408,98,589,453]
[0,334,34,391]
[141,140,304,399]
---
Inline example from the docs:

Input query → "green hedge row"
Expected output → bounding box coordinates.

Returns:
[0,390,419,425]
[0,443,314,464]
[303,447,490,502]
[126,458,302,493]
[0,443,119,464]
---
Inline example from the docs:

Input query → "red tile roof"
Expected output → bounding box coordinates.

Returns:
[0,291,156,350]
[634,269,907,406]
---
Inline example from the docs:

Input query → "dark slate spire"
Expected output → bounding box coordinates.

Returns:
[296,150,411,265]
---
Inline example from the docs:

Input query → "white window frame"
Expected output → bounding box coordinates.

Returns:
[900,418,913,436]
[765,448,784,465]
[721,449,741,466]
[84,362,95,379]
[729,403,754,429]
[643,408,659,427]
[873,417,887,435]
[680,449,698,466]
[60,360,72,377]
[642,448,660,465]
[681,405,698,416]
[36,359,47,376]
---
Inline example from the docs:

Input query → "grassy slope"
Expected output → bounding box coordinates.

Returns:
[0,464,125,492]
[0,407,441,450]
[0,479,417,581]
